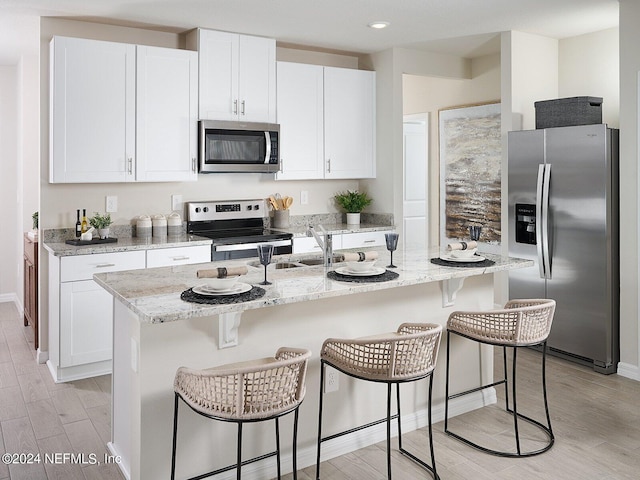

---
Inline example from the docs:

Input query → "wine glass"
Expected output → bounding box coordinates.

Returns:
[469,225,482,242]
[385,232,399,268]
[257,244,274,285]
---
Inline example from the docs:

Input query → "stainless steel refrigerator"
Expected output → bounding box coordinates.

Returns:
[508,124,619,374]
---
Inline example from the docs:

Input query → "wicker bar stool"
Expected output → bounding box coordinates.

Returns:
[316,323,442,480]
[444,299,556,457]
[171,347,311,480]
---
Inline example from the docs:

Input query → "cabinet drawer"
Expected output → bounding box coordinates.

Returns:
[146,245,211,268]
[341,231,391,249]
[60,251,146,282]
[293,235,342,254]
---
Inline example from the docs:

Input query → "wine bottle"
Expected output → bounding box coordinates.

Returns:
[75,209,82,237]
[81,209,88,234]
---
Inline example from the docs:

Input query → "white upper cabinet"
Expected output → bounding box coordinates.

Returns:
[276,62,324,180]
[276,62,376,180]
[50,36,135,183]
[50,36,198,184]
[136,46,198,182]
[196,29,276,123]
[324,67,376,179]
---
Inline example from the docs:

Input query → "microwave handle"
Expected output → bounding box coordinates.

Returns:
[264,132,271,164]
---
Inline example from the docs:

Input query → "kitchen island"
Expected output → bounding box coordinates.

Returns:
[94,247,532,480]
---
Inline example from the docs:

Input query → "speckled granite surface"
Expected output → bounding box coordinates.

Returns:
[93,247,533,324]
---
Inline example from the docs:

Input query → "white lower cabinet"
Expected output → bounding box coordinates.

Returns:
[341,230,392,249]
[48,245,210,382]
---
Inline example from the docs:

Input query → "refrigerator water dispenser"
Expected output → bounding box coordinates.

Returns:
[515,203,536,244]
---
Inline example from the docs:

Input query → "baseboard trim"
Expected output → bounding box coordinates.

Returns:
[195,389,496,480]
[36,348,49,364]
[0,293,21,313]
[617,362,640,381]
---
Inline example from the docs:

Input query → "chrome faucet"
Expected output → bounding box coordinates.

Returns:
[307,225,333,267]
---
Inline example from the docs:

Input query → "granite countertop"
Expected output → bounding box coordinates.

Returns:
[94,246,533,325]
[278,223,394,237]
[43,234,212,257]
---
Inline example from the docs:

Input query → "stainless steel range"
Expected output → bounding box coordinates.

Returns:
[186,199,293,260]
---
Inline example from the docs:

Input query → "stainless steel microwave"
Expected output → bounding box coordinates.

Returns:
[199,120,280,173]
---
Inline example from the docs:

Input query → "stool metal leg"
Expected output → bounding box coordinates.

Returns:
[511,347,522,455]
[171,393,179,480]
[237,423,242,480]
[275,417,281,480]
[316,361,325,480]
[444,333,451,433]
[386,383,393,479]
[292,407,299,480]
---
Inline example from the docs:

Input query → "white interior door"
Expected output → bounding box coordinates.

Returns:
[403,114,428,249]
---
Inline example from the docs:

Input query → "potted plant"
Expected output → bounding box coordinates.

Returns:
[334,190,373,225]
[89,212,113,239]
[31,211,38,230]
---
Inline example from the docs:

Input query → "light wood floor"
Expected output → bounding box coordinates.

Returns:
[1,302,639,479]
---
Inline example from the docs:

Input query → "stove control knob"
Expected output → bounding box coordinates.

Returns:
[247,205,253,210]
[203,207,209,213]
[195,207,200,213]
[254,204,260,210]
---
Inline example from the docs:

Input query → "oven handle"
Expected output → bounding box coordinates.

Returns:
[264,132,271,164]
[214,239,292,252]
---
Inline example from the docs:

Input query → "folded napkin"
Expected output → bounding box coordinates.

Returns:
[339,251,379,262]
[447,241,478,251]
[196,266,248,278]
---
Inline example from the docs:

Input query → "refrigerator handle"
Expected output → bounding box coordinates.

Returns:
[541,164,552,279]
[536,164,546,279]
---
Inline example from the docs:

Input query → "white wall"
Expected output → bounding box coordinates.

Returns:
[619,0,640,379]
[559,27,619,128]
[0,67,19,303]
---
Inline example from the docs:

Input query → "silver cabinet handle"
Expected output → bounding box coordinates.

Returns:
[363,239,376,243]
[127,158,133,175]
[241,100,245,115]
[192,157,197,173]
[171,256,190,261]
[233,99,238,115]
[95,263,116,268]
[327,158,331,173]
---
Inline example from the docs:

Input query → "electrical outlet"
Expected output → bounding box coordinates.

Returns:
[324,366,339,393]
[106,196,118,213]
[300,190,309,205]
[171,194,183,212]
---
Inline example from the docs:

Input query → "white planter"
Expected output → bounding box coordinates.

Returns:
[98,228,110,239]
[346,213,361,225]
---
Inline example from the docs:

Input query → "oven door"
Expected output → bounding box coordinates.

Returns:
[199,120,280,173]
[212,239,292,261]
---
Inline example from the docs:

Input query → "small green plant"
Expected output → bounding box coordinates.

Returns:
[32,211,38,230]
[334,190,373,213]
[89,212,113,229]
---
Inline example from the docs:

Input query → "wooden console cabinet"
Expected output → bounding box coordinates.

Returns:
[23,233,38,349]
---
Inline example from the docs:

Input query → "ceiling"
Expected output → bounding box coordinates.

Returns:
[0,0,619,64]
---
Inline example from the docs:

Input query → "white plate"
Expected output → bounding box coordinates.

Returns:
[193,283,252,296]
[439,254,485,263]
[335,266,386,277]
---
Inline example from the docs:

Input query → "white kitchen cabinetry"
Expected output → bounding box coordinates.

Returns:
[50,36,198,183]
[341,230,392,249]
[50,36,135,183]
[136,46,198,182]
[48,244,210,382]
[276,62,376,180]
[293,235,342,255]
[146,245,210,268]
[195,29,276,123]
[276,62,324,180]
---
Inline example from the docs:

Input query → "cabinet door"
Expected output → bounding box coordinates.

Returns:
[198,29,239,121]
[136,46,198,182]
[276,62,324,180]
[50,36,135,183]
[341,231,391,249]
[238,35,276,123]
[60,280,113,367]
[324,67,376,179]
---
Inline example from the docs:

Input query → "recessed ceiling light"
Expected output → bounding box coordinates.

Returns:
[368,21,390,29]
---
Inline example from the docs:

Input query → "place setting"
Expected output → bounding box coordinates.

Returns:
[431,225,496,267]
[180,244,274,305]
[327,233,401,283]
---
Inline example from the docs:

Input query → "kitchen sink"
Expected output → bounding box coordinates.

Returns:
[297,258,324,266]
[247,260,302,269]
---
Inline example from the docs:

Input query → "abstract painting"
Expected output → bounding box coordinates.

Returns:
[439,102,501,245]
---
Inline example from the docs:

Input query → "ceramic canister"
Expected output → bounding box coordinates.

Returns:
[136,215,152,237]
[167,212,182,236]
[152,214,167,237]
